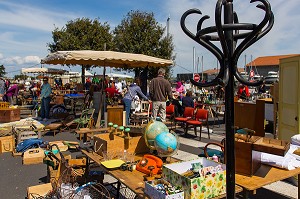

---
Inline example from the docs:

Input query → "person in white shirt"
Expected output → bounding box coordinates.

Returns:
[184,80,192,91]
[115,79,123,93]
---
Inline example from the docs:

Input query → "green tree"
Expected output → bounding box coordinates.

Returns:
[113,10,175,93]
[47,17,113,83]
[14,74,29,80]
[0,65,6,77]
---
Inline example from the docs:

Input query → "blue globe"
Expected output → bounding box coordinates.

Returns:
[154,131,179,157]
[144,120,169,150]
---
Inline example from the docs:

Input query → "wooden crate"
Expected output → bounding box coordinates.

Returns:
[0,135,15,153]
[0,127,12,137]
[23,148,45,165]
[0,102,10,109]
[235,134,262,176]
[49,141,68,152]
[17,131,39,144]
[27,183,52,199]
[253,137,290,156]
[12,148,22,157]
[94,133,149,157]
[0,108,20,122]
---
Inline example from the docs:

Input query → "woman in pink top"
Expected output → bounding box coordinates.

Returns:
[3,84,19,105]
[176,81,184,93]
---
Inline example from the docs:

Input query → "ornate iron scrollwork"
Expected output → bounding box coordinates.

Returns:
[181,1,274,198]
[180,0,274,87]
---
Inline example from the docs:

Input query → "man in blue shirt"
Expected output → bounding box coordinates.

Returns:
[0,77,5,100]
[38,77,52,121]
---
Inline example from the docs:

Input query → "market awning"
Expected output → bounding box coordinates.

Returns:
[40,50,173,68]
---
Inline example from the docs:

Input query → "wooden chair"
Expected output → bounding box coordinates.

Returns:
[185,109,210,140]
[72,108,95,140]
[42,115,75,136]
[131,101,150,125]
[199,138,225,163]
[174,107,195,129]
[211,105,225,128]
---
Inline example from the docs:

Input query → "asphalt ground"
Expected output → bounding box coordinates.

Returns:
[0,115,297,199]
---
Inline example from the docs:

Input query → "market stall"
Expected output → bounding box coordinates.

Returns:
[41,50,173,127]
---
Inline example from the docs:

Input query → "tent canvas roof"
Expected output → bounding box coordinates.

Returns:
[41,50,173,68]
[22,67,66,75]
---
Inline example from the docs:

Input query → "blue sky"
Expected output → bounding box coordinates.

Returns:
[0,0,300,77]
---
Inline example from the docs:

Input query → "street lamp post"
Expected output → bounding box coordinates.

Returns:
[167,16,170,38]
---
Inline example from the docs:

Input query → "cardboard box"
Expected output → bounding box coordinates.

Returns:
[145,179,184,199]
[162,158,226,199]
[0,135,15,153]
[93,133,149,156]
[0,108,20,122]
[23,148,45,165]
[27,183,52,199]
[235,134,262,176]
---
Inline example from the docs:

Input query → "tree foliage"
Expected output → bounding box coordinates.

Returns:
[46,13,175,87]
[47,18,113,83]
[48,17,113,52]
[0,65,6,77]
[14,74,29,80]
[113,10,174,79]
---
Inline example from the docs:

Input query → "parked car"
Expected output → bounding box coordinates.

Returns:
[264,76,279,89]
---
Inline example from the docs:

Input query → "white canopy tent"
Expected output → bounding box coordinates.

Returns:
[21,67,66,75]
[60,70,93,84]
[106,73,133,79]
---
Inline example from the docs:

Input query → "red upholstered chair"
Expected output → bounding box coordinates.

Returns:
[185,109,210,140]
[149,102,153,117]
[174,107,195,129]
[166,104,175,125]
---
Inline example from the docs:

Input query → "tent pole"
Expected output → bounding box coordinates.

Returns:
[96,66,106,128]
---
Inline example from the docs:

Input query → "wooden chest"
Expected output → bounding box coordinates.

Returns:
[94,132,149,157]
[107,105,124,126]
[0,108,20,122]
[235,134,262,176]
[0,135,15,153]
[23,148,45,165]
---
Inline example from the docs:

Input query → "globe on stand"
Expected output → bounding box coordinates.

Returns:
[154,131,180,157]
[144,119,169,150]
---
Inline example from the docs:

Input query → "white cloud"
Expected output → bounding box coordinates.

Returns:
[1,55,40,65]
[24,56,41,64]
[163,0,300,74]
[1,0,300,78]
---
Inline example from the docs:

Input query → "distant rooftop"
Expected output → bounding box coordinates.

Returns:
[203,68,244,75]
[246,54,300,67]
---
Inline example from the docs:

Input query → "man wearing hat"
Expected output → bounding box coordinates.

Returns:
[38,77,52,121]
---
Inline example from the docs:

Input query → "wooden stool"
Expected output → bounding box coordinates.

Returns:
[43,123,63,136]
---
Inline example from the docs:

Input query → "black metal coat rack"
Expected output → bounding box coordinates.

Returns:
[180,0,274,198]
